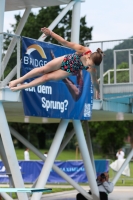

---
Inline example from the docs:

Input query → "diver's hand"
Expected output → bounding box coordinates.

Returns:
[41,27,52,36]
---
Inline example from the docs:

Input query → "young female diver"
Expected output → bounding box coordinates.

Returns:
[9,27,104,92]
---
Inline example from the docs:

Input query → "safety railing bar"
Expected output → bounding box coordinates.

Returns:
[0,32,21,38]
[17,38,21,79]
[98,69,129,82]
[85,38,133,45]
[114,49,133,52]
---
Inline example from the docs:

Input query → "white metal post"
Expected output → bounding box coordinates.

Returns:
[1,8,31,77]
[0,137,11,172]
[10,126,92,200]
[85,121,96,176]
[17,37,21,79]
[100,42,103,100]
[0,0,5,79]
[71,1,99,199]
[38,1,76,41]
[0,137,15,200]
[0,102,28,200]
[0,192,13,200]
[73,120,99,200]
[31,119,69,200]
[114,51,116,84]
[1,65,17,87]
[71,0,81,43]
[129,50,133,83]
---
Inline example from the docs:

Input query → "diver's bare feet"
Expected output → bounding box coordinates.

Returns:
[10,87,21,92]
[9,80,19,88]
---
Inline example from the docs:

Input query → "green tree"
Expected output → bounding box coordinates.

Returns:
[11,7,92,45]
[104,62,129,84]
[89,121,129,158]
[104,38,133,73]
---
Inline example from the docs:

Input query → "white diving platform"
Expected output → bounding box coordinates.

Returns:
[0,188,52,193]
[1,86,133,123]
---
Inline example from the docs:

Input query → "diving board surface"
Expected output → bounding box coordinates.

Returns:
[0,188,52,193]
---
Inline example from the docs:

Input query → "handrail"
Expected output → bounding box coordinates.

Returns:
[85,38,133,45]
[98,68,129,83]
[0,32,21,87]
[0,32,21,38]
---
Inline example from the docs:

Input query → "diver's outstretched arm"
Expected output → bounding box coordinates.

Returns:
[41,27,90,54]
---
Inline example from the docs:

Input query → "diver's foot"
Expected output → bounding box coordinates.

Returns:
[9,80,19,88]
[10,87,21,92]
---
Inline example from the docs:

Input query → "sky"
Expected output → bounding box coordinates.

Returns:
[3,0,133,42]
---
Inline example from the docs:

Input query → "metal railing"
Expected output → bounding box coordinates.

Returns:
[98,68,129,84]
[85,38,133,99]
[0,32,21,87]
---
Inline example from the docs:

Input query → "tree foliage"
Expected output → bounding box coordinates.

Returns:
[11,6,92,45]
[96,38,133,77]
[89,121,129,158]
[104,62,129,84]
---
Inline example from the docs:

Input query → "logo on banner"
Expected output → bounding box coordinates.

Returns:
[24,44,47,67]
[26,44,47,58]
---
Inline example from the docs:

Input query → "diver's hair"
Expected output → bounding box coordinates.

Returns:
[90,48,104,66]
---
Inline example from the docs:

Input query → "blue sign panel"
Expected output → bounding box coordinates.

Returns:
[21,37,93,120]
[0,160,109,183]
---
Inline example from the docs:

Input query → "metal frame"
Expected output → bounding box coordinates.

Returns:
[0,103,28,200]
[113,49,133,84]
[9,126,93,200]
[0,8,31,79]
[0,0,5,79]
[0,33,21,87]
[0,1,101,200]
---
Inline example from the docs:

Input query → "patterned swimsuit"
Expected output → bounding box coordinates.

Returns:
[60,51,91,75]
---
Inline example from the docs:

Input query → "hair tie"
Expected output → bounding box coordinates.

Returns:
[83,50,92,55]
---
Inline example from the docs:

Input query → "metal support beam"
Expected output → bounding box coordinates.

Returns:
[73,120,100,200]
[0,137,11,173]
[0,137,15,200]
[71,0,81,43]
[0,65,17,87]
[38,1,76,41]
[112,148,133,185]
[0,103,28,200]
[0,0,5,79]
[100,42,103,100]
[1,8,31,78]
[31,119,69,200]
[0,0,5,32]
[0,192,13,200]
[85,121,96,176]
[10,126,92,200]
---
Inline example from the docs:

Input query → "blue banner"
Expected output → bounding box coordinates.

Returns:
[0,160,109,183]
[21,37,93,120]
